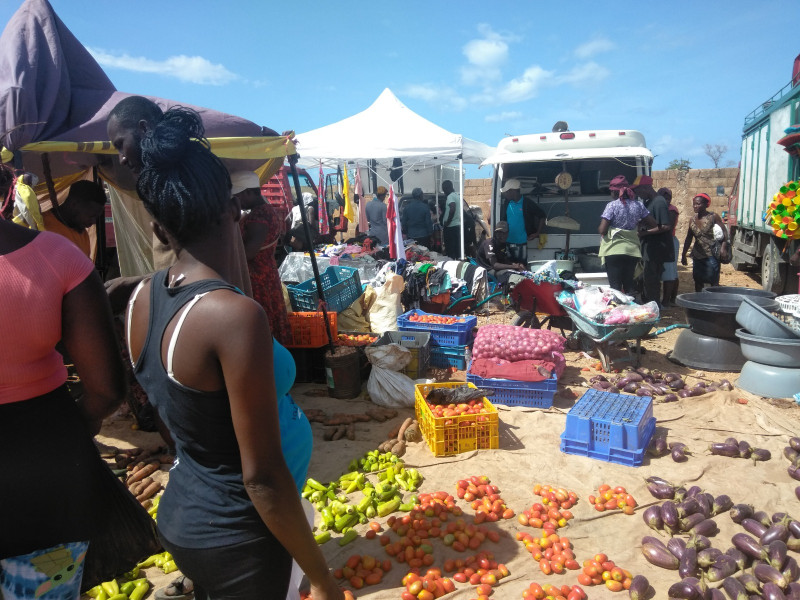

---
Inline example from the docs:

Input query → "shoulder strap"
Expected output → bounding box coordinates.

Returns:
[126,278,150,367]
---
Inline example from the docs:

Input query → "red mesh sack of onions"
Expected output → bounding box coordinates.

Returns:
[473,325,566,363]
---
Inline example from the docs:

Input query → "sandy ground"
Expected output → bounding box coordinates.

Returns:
[93,262,800,600]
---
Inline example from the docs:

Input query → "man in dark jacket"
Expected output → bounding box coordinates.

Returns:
[476,221,526,285]
[633,175,673,307]
[400,188,434,249]
[499,178,546,264]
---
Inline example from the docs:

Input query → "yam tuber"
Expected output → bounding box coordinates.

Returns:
[365,409,387,423]
[331,425,347,441]
[397,418,413,441]
[404,422,422,443]
[345,423,355,441]
[129,477,153,497]
[127,461,159,485]
[136,480,162,503]
[392,440,407,457]
[323,427,336,441]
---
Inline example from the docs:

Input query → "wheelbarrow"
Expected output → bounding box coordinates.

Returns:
[558,301,659,372]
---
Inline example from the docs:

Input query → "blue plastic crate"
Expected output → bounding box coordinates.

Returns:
[466,369,557,409]
[560,389,656,467]
[430,345,471,370]
[397,310,477,346]
[288,266,362,313]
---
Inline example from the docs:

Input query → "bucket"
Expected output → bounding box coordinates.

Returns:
[325,347,362,399]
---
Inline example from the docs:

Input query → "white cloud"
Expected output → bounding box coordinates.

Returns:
[403,84,468,111]
[499,66,555,103]
[88,47,238,86]
[574,38,615,60]
[555,62,610,86]
[460,25,510,85]
[484,111,523,123]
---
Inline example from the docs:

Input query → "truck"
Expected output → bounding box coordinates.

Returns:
[483,127,653,273]
[728,53,800,293]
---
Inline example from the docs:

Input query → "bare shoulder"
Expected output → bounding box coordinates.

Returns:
[191,288,268,331]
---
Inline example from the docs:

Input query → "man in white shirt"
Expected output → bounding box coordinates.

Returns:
[441,180,462,259]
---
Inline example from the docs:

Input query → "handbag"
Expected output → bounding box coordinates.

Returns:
[712,240,732,264]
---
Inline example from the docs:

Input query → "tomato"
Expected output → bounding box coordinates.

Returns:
[605,580,623,592]
[577,574,592,586]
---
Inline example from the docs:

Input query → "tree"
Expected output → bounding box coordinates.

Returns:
[704,144,728,168]
[666,158,691,171]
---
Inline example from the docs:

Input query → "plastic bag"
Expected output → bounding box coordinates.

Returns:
[369,274,404,333]
[365,344,416,408]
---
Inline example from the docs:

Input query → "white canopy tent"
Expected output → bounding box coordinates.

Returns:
[296,88,492,258]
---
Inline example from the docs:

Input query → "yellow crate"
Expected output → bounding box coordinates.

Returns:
[414,382,499,457]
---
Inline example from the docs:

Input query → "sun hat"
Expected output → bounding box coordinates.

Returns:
[500,178,521,192]
[608,175,629,191]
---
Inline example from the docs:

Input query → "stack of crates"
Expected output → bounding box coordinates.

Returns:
[560,389,656,467]
[397,310,477,370]
[372,331,431,379]
[286,312,338,384]
[466,368,558,410]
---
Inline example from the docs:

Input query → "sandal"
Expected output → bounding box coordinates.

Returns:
[155,575,194,600]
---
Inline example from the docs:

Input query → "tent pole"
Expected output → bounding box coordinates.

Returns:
[288,157,335,353]
[459,157,464,259]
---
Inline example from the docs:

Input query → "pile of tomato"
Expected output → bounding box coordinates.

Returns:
[532,484,578,510]
[426,399,491,419]
[587,484,638,515]
[576,553,634,592]
[517,533,579,574]
[336,333,377,346]
[518,501,574,531]
[401,568,456,600]
[407,314,464,325]
[333,554,392,590]
[521,582,586,600]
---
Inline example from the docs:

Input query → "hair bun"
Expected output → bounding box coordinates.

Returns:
[139,107,206,169]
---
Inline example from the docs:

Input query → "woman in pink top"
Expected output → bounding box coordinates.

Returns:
[0,218,127,599]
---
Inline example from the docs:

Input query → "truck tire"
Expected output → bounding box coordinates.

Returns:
[761,239,786,294]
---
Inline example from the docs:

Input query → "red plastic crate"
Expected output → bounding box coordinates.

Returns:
[286,311,338,348]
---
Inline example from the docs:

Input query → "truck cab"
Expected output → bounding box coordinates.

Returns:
[483,128,653,270]
[261,165,318,220]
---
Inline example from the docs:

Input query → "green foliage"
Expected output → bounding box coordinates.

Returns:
[666,158,691,171]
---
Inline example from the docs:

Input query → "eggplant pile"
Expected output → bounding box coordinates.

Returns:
[709,436,772,464]
[646,437,694,462]
[642,479,727,538]
[588,367,734,401]
[785,437,800,489]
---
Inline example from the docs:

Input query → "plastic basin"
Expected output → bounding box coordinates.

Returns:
[736,361,800,399]
[735,328,800,368]
[676,293,779,339]
[735,297,800,340]
[703,286,777,299]
[669,329,745,371]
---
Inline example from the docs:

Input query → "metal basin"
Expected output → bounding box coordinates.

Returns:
[736,361,800,399]
[676,293,779,339]
[735,297,800,340]
[703,286,777,299]
[669,329,745,371]
[735,328,800,368]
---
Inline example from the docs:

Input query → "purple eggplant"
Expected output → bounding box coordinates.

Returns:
[772,512,789,524]
[784,446,798,462]
[789,464,800,481]
[726,547,749,571]
[686,485,703,498]
[674,486,688,502]
[722,576,749,600]
[642,536,679,569]
[662,500,680,530]
[788,519,800,538]
[645,475,673,486]
[789,582,800,600]
[742,517,769,538]
[692,518,720,537]
[679,497,703,518]
[783,557,799,583]
[763,583,789,600]
[628,574,651,600]
[647,481,676,499]
[739,440,753,459]
[755,510,773,527]
[737,572,761,594]
[790,436,800,452]
[642,505,663,532]
[672,443,690,462]
[788,536,800,552]
[754,562,789,589]
[668,536,688,560]
[768,540,788,569]
[647,435,669,457]
[732,533,766,560]
[713,495,733,516]
[680,546,700,579]
[698,493,714,518]
[668,577,702,599]
[681,512,707,533]
[709,588,726,600]
[796,486,800,501]
[752,448,772,462]
[730,504,754,524]
[761,523,790,546]
[698,547,723,567]
[707,554,739,582]
[710,442,741,457]
[688,533,712,551]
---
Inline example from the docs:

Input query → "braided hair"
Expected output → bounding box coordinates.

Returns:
[135,107,231,244]
[108,96,163,130]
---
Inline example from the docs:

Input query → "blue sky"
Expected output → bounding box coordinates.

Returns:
[1,0,797,173]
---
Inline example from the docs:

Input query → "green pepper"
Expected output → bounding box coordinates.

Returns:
[86,585,104,598]
[305,478,328,492]
[95,592,108,600]
[101,580,119,597]
[377,496,402,518]
[365,505,377,518]
[119,581,137,596]
[162,560,178,574]
[314,531,331,545]
[356,495,373,514]
[320,506,335,528]
[334,512,358,532]
[339,529,358,546]
[106,594,126,600]
[129,582,150,600]
[122,566,140,581]
[399,501,416,512]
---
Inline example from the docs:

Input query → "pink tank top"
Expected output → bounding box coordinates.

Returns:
[0,231,95,404]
